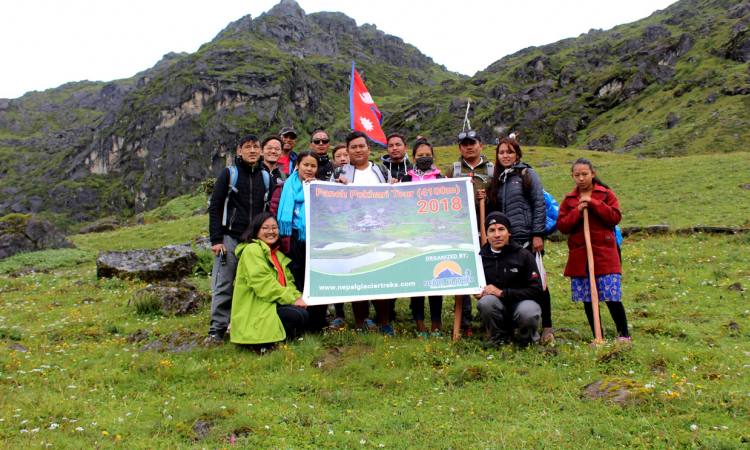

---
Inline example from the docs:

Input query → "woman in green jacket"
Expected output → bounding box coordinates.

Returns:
[230,212,308,346]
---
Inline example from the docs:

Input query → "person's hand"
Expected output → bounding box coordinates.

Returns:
[532,236,544,253]
[211,243,226,256]
[389,178,398,184]
[294,298,307,308]
[476,189,487,201]
[541,327,555,346]
[336,176,349,185]
[577,199,589,212]
[481,284,502,298]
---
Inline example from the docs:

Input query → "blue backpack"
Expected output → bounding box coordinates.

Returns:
[543,190,559,235]
[220,165,271,227]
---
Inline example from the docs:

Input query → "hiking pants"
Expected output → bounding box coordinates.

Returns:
[209,235,239,336]
[477,295,541,345]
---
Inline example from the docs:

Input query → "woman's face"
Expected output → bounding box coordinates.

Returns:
[497,143,518,168]
[333,148,349,166]
[414,144,433,159]
[257,217,279,246]
[298,155,318,181]
[572,164,595,191]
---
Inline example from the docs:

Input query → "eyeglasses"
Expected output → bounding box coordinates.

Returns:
[458,130,477,141]
[312,139,330,145]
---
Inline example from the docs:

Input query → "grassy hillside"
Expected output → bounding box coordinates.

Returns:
[1,150,749,447]
[385,0,750,155]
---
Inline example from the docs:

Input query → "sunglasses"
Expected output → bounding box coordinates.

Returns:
[312,139,330,145]
[457,130,477,141]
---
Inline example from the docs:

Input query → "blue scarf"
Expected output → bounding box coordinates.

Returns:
[277,170,306,240]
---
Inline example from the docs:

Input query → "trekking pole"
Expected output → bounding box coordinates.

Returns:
[583,208,604,344]
[479,199,487,245]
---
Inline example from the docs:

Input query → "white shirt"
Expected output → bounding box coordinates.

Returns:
[352,162,382,185]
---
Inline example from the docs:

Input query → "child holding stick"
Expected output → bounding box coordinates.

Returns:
[556,158,630,342]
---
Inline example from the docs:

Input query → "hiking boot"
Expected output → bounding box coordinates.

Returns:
[203,333,224,346]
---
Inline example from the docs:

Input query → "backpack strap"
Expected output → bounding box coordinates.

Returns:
[452,161,462,178]
[261,169,271,210]
[221,166,239,227]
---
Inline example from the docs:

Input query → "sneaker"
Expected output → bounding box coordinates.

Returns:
[416,331,429,339]
[430,330,444,338]
[462,327,473,338]
[616,336,633,344]
[329,317,346,330]
[355,318,379,333]
[379,324,395,336]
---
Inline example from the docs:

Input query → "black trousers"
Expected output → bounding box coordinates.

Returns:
[276,305,309,340]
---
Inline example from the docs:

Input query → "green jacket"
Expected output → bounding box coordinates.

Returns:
[230,240,301,345]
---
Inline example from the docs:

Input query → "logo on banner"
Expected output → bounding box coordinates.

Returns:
[424,261,474,289]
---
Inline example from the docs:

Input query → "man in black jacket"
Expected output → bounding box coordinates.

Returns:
[310,128,335,181]
[206,134,274,343]
[476,212,543,346]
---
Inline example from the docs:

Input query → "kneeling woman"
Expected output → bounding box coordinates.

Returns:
[230,212,308,346]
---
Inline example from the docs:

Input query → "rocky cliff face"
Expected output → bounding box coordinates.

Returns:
[2,0,749,225]
[0,0,457,224]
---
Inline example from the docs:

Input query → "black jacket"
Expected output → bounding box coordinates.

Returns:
[209,157,273,245]
[316,154,336,181]
[480,242,542,303]
[487,162,546,244]
[380,155,413,180]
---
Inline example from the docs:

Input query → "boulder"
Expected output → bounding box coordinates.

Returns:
[586,134,616,151]
[131,281,209,316]
[79,217,121,234]
[725,29,750,62]
[621,133,647,152]
[96,243,197,281]
[0,214,74,260]
[666,112,680,129]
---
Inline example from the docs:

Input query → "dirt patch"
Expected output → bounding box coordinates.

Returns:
[311,345,372,370]
[582,378,648,406]
[141,329,204,353]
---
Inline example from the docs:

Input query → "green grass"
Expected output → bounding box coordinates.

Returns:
[1,229,748,447]
[433,147,750,228]
[141,193,206,223]
[1,150,749,447]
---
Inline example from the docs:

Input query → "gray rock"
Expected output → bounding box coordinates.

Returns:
[96,244,197,281]
[131,281,208,316]
[0,214,74,260]
[79,217,121,234]
[7,342,28,353]
[666,112,680,129]
[193,419,213,441]
[622,133,646,152]
[725,30,750,62]
[586,134,616,151]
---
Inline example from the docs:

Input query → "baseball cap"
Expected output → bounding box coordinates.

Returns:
[279,127,297,139]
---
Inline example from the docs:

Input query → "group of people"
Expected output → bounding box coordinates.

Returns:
[206,126,630,349]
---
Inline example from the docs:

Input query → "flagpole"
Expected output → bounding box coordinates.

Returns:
[349,61,356,130]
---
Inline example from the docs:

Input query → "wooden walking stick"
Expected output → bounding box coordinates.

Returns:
[453,198,487,341]
[583,208,604,344]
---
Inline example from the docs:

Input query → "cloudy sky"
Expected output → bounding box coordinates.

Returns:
[0,0,676,99]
